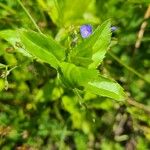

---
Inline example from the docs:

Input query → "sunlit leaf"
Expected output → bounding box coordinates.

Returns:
[69,20,111,68]
[58,62,99,88]
[85,75,125,101]
[19,30,66,69]
[0,30,31,57]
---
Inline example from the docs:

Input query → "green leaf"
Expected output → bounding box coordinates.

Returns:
[19,30,66,69]
[59,62,125,101]
[85,75,125,101]
[0,30,31,57]
[37,0,61,26]
[89,21,111,68]
[38,0,93,26]
[74,132,88,150]
[58,62,99,88]
[20,30,66,61]
[69,20,111,68]
[62,0,92,25]
[62,96,78,114]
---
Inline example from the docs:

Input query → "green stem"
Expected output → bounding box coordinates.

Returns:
[108,51,150,84]
[8,66,18,73]
[17,0,42,34]
[0,63,6,69]
[73,88,87,109]
[4,66,8,90]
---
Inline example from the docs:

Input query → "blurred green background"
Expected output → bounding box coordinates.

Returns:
[0,0,150,149]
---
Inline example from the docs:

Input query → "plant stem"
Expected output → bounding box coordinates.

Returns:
[127,99,150,114]
[108,51,150,84]
[134,5,150,51]
[0,63,6,69]
[17,0,42,34]
[73,88,87,110]
[8,66,18,73]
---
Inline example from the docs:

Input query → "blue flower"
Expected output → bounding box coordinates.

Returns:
[111,26,117,32]
[80,25,93,38]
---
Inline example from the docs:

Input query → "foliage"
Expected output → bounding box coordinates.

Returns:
[0,0,150,149]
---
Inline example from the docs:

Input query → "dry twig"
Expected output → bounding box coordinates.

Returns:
[134,5,150,51]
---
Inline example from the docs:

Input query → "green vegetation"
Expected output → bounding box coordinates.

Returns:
[0,0,150,149]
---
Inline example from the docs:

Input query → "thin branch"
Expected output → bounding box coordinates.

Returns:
[108,51,150,84]
[127,99,150,114]
[17,0,42,34]
[134,5,150,51]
